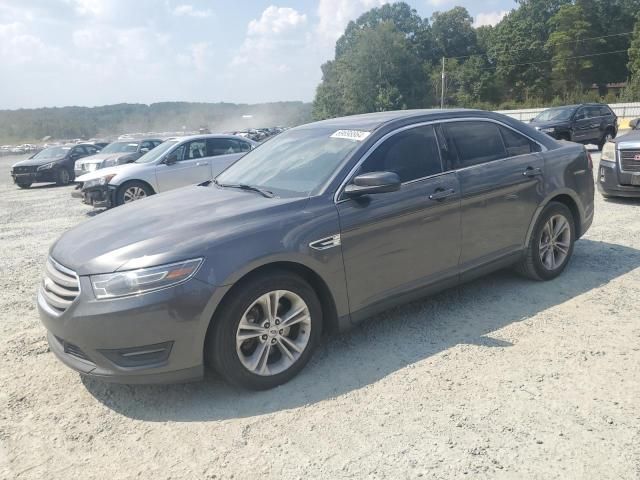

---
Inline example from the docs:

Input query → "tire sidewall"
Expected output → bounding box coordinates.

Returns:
[17,182,31,189]
[116,181,152,206]
[208,272,322,390]
[56,167,72,186]
[530,203,576,280]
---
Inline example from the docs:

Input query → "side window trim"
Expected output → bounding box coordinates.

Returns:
[334,117,547,203]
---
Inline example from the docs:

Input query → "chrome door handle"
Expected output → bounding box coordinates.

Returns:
[429,188,455,201]
[523,167,542,177]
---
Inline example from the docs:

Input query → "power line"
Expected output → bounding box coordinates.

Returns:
[445,31,633,61]
[477,48,629,71]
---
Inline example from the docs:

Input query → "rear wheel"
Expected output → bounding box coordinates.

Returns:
[55,167,72,186]
[516,202,575,281]
[115,181,153,205]
[598,129,614,150]
[206,271,322,390]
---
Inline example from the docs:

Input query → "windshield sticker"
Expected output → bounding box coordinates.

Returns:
[330,130,371,142]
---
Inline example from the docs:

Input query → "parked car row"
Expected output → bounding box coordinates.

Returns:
[35,109,597,390]
[232,127,284,142]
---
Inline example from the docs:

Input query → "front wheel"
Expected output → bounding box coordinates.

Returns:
[516,202,575,281]
[115,181,153,206]
[55,167,72,186]
[206,271,322,390]
[16,181,32,189]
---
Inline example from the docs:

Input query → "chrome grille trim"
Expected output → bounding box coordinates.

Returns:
[619,149,640,173]
[40,258,80,316]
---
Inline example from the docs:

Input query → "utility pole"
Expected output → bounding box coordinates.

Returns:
[441,57,446,109]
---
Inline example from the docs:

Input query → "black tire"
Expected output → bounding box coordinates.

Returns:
[205,271,323,390]
[55,167,73,186]
[16,181,32,189]
[115,181,153,206]
[515,202,576,281]
[598,129,615,151]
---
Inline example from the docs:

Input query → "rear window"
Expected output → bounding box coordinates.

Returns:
[443,121,507,168]
[499,126,541,156]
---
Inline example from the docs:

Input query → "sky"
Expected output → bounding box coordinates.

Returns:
[0,0,515,109]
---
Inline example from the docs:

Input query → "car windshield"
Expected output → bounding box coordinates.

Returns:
[101,142,139,153]
[135,140,176,163]
[32,146,71,159]
[534,107,576,122]
[215,127,363,196]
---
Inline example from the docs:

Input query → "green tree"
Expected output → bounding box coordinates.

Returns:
[431,6,477,59]
[546,4,593,95]
[313,22,431,119]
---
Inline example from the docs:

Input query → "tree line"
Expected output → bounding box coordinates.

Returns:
[313,0,640,120]
[0,102,312,144]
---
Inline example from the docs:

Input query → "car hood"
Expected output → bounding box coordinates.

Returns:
[529,120,570,130]
[613,129,640,144]
[75,153,124,165]
[50,185,308,275]
[13,156,65,167]
[75,163,142,182]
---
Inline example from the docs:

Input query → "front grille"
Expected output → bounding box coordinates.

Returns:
[41,258,80,315]
[620,150,640,172]
[55,336,94,363]
[13,165,38,174]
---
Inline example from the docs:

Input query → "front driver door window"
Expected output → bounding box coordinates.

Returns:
[155,140,211,192]
[337,124,461,316]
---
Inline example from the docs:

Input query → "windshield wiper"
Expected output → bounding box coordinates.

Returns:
[214,179,275,198]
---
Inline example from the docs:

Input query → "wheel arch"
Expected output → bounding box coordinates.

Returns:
[204,260,340,344]
[524,190,583,247]
[115,178,156,195]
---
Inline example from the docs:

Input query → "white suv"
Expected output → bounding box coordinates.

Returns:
[74,134,256,208]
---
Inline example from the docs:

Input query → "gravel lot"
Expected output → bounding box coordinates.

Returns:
[1,152,639,479]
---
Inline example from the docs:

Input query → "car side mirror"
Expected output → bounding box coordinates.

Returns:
[344,171,401,197]
[165,153,178,165]
[630,118,639,130]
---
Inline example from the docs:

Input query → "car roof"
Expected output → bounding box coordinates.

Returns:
[299,109,468,132]
[171,134,257,143]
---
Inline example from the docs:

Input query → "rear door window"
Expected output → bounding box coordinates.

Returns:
[207,138,248,156]
[358,125,442,182]
[185,140,207,159]
[442,121,507,168]
[586,106,601,118]
[499,126,542,156]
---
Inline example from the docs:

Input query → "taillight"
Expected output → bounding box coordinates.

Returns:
[586,150,593,170]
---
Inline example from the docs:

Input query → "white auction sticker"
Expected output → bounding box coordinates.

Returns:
[330,130,371,141]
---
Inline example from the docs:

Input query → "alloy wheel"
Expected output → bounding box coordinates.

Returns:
[539,214,571,270]
[235,290,311,376]
[123,186,147,202]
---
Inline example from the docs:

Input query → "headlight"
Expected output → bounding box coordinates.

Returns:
[601,142,616,162]
[37,162,55,170]
[90,258,203,299]
[83,174,116,189]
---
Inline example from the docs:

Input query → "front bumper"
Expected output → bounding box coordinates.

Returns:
[11,170,56,184]
[73,183,115,208]
[38,271,231,384]
[598,160,640,198]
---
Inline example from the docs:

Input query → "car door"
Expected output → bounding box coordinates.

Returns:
[206,138,251,176]
[337,124,461,316]
[68,146,88,171]
[583,106,604,143]
[572,107,593,142]
[155,139,211,191]
[440,121,545,275]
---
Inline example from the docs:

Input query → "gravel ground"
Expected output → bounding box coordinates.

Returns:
[1,152,639,480]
